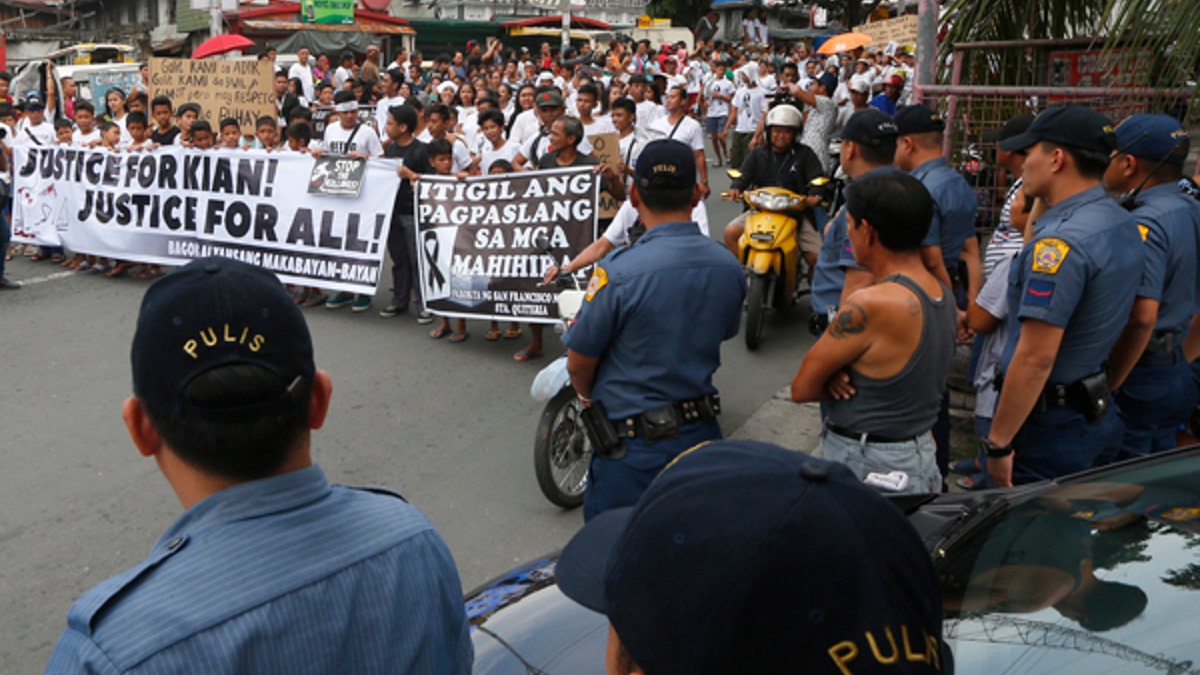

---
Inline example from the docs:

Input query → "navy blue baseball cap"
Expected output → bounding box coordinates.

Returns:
[894,104,945,135]
[131,257,315,421]
[999,105,1116,155]
[815,72,838,94]
[841,107,898,147]
[24,90,44,109]
[1114,113,1189,165]
[557,440,945,675]
[634,139,696,192]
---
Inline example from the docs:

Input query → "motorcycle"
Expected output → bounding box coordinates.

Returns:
[529,237,592,509]
[724,171,813,350]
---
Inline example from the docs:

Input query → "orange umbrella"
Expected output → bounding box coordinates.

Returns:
[817,32,873,56]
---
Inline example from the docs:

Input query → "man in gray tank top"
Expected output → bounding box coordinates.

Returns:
[791,171,956,493]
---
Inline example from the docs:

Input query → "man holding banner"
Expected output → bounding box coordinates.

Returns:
[563,140,745,521]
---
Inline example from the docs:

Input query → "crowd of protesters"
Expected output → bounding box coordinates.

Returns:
[0,24,919,350]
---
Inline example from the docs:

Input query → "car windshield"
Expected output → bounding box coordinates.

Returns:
[937,451,1200,674]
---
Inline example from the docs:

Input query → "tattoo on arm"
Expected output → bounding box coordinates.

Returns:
[906,293,921,317]
[829,301,867,339]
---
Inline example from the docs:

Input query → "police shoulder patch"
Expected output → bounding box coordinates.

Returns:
[585,266,608,302]
[1031,238,1071,274]
[1137,223,1150,241]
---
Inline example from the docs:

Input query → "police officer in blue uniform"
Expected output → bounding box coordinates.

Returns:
[1103,114,1200,457]
[564,140,746,521]
[984,106,1145,487]
[810,108,898,334]
[893,104,982,482]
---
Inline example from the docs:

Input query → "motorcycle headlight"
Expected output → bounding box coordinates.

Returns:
[749,192,802,211]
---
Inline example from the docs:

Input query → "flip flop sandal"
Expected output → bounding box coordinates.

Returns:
[513,348,543,362]
[429,325,452,339]
[449,332,470,343]
[503,328,523,339]
[486,329,502,341]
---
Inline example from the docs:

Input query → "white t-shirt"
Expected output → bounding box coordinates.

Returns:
[759,74,777,91]
[973,253,1013,419]
[707,78,735,118]
[417,129,473,171]
[732,86,765,133]
[649,114,705,152]
[508,108,539,145]
[333,66,354,90]
[685,60,706,94]
[320,122,384,157]
[520,124,593,165]
[72,128,101,146]
[15,119,56,146]
[602,200,709,247]
[478,139,520,174]
[582,117,616,137]
[635,99,664,127]
[288,62,316,102]
[374,95,406,132]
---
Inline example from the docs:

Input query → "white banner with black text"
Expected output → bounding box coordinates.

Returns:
[11,146,399,295]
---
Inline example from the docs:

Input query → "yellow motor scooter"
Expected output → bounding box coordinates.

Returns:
[725,175,809,350]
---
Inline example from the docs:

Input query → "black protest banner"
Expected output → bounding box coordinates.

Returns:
[414,167,599,323]
[308,155,366,196]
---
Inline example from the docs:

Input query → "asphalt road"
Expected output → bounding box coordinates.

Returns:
[0,162,817,670]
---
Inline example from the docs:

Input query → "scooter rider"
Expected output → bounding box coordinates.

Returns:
[722,104,826,275]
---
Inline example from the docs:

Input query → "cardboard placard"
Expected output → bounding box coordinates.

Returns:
[588,132,621,219]
[148,58,276,135]
[854,14,919,48]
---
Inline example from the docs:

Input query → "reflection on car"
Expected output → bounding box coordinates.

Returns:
[467,447,1200,675]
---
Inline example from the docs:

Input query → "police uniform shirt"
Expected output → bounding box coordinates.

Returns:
[46,466,472,673]
[909,157,978,269]
[1128,182,1200,334]
[563,221,745,419]
[811,165,897,314]
[999,185,1144,384]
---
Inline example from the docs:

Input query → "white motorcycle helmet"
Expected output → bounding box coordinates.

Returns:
[765,104,803,132]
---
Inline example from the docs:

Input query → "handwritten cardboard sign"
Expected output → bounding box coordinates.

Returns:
[149,58,276,135]
[588,132,621,219]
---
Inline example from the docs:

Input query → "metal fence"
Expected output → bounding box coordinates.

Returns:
[914,39,1195,233]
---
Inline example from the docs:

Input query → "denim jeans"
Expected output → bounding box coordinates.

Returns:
[818,427,942,494]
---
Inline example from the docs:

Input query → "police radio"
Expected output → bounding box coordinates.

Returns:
[1115,131,1186,211]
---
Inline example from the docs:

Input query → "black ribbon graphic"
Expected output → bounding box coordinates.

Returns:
[424,230,447,293]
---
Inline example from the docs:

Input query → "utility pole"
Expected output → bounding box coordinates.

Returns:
[209,0,223,38]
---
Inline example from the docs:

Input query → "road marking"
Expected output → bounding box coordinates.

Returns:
[20,271,75,286]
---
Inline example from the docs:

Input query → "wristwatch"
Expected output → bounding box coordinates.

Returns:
[980,437,1014,458]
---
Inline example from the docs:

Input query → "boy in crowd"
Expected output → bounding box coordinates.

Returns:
[177,102,201,145]
[150,96,180,145]
[219,118,242,149]
[54,118,73,145]
[190,120,215,150]
[255,115,280,150]
[285,122,313,153]
[426,139,470,342]
[72,101,100,146]
[378,104,431,321]
[124,112,153,150]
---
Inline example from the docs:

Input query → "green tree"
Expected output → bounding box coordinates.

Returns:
[941,0,1200,92]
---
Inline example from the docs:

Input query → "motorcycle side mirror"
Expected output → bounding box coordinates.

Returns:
[534,234,551,253]
[726,169,743,180]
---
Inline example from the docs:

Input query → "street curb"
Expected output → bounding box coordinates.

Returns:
[729,385,822,455]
